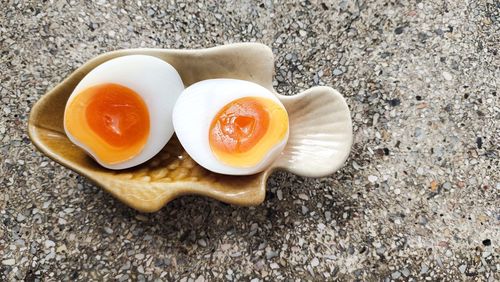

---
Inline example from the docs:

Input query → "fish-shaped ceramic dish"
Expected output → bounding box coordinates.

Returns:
[28,43,352,212]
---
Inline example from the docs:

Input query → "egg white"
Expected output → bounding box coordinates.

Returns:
[172,79,289,175]
[64,55,184,169]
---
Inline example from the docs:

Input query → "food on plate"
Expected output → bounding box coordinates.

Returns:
[173,79,289,175]
[64,55,184,169]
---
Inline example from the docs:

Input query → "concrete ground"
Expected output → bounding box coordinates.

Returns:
[0,0,498,281]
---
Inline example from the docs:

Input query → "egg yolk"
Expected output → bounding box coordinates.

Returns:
[65,83,150,164]
[209,97,288,168]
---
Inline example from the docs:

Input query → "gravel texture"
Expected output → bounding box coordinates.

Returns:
[1,0,499,281]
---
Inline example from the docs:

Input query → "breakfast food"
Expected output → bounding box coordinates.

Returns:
[173,79,289,175]
[64,55,184,169]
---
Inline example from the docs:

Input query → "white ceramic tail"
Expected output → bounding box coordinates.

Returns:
[273,87,353,177]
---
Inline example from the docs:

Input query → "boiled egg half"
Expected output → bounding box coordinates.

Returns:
[64,55,184,169]
[173,79,289,175]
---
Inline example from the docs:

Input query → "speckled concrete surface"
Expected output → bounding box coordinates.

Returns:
[1,0,499,281]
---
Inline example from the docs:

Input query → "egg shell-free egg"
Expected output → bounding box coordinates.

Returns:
[172,79,289,175]
[64,55,184,169]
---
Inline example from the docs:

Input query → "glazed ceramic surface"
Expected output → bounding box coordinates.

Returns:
[28,43,353,212]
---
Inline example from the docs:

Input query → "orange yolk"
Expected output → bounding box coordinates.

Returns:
[209,97,270,153]
[65,83,150,164]
[209,97,288,167]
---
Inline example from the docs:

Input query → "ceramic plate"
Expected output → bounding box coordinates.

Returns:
[28,43,352,212]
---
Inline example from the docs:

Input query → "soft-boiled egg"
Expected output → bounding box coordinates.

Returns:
[173,79,289,175]
[64,55,184,169]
